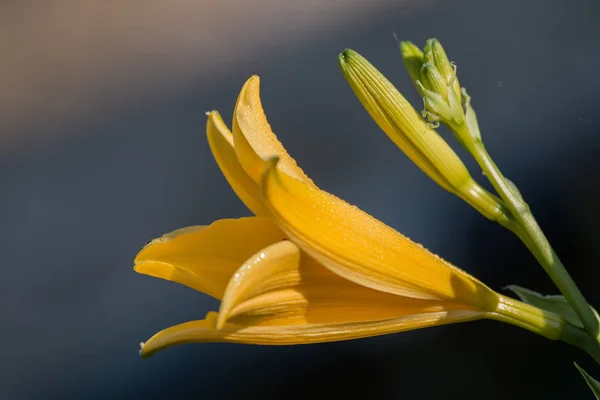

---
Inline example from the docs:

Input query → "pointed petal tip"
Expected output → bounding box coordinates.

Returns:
[132,260,173,278]
[133,226,207,265]
[244,75,260,89]
[139,340,159,359]
[139,312,220,358]
[206,104,272,215]
[233,75,312,186]
[206,110,226,133]
[132,262,145,274]
[138,342,151,358]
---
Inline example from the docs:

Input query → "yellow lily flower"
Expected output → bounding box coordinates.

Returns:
[135,76,564,358]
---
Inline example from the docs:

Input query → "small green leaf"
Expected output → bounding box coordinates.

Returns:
[575,363,600,399]
[505,285,585,328]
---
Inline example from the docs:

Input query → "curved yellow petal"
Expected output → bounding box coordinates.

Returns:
[139,309,482,357]
[217,240,473,329]
[134,217,285,299]
[232,76,313,185]
[206,111,269,216]
[260,159,497,309]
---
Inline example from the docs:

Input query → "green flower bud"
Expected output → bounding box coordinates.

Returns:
[417,62,464,125]
[399,41,425,95]
[400,39,466,127]
[339,48,510,225]
[421,62,449,99]
[424,39,461,103]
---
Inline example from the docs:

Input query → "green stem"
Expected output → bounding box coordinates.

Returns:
[469,139,598,340]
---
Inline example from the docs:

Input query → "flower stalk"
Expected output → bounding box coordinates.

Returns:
[469,138,600,341]
[398,38,600,346]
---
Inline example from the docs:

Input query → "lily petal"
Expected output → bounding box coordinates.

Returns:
[217,240,476,329]
[134,217,285,299]
[232,76,313,185]
[206,111,269,216]
[260,159,496,309]
[139,309,482,357]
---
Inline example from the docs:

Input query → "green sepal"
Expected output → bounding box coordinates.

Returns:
[416,83,452,122]
[461,88,481,142]
[575,363,600,399]
[447,86,464,124]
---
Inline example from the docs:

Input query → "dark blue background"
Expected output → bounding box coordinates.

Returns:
[2,0,600,398]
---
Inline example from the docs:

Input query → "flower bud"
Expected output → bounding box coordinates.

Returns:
[400,39,465,127]
[421,62,448,99]
[424,39,461,103]
[399,41,425,96]
[339,49,509,224]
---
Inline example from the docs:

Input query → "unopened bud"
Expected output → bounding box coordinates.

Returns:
[339,48,509,224]
[421,62,448,99]
[399,41,425,95]
[400,39,466,126]
[424,39,461,103]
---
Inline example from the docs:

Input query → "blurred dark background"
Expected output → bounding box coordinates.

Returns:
[2,0,600,398]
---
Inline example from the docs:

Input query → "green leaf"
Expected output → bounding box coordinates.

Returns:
[505,285,585,328]
[575,363,600,399]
